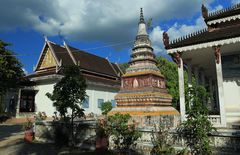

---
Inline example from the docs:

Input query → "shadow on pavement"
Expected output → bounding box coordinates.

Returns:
[0,124,23,141]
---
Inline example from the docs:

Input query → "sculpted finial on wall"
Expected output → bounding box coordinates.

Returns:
[163,32,170,49]
[213,46,221,64]
[171,52,182,68]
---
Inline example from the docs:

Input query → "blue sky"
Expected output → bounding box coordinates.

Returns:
[0,0,238,74]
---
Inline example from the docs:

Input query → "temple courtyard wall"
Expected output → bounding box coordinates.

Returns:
[34,119,240,154]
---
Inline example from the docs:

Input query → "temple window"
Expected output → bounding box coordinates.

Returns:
[20,90,36,112]
[82,97,89,108]
[111,100,116,107]
[98,99,104,108]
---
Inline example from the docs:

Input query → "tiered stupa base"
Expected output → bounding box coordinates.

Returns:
[108,106,179,128]
[109,88,180,127]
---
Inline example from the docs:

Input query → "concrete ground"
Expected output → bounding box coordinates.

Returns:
[0,123,59,155]
[0,123,99,155]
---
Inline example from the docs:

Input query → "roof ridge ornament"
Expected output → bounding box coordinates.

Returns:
[202,4,208,19]
[44,35,48,42]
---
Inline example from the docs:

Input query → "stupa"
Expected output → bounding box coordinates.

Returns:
[109,8,179,127]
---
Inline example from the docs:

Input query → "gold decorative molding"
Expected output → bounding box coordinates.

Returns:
[39,48,57,70]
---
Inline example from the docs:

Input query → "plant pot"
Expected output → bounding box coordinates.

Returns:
[96,137,108,151]
[24,130,35,142]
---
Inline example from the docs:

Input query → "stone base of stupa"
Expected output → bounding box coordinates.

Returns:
[108,106,180,128]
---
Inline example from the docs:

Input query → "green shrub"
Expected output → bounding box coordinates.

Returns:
[22,118,34,130]
[151,124,175,155]
[107,113,141,152]
[178,81,215,155]
[101,101,112,115]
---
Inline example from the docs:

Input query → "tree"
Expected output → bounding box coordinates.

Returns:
[46,65,87,146]
[101,101,112,115]
[0,40,24,113]
[177,80,215,155]
[156,57,179,108]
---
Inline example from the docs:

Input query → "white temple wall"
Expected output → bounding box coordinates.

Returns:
[35,82,56,116]
[223,78,240,125]
[85,85,118,115]
[34,82,118,117]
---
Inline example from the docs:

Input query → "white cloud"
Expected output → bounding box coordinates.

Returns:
[232,0,240,4]
[149,26,165,54]
[166,16,207,41]
[148,15,207,56]
[214,5,224,11]
[0,0,203,44]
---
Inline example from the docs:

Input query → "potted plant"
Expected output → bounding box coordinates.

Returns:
[23,118,34,142]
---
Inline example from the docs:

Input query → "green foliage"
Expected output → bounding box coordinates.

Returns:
[178,81,215,155]
[101,101,112,115]
[46,65,86,119]
[151,124,176,155]
[118,63,129,74]
[107,113,141,151]
[0,40,24,113]
[156,57,180,108]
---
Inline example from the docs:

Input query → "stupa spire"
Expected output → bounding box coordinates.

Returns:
[139,8,145,23]
[137,8,148,36]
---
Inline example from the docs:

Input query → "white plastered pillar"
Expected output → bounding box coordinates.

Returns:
[176,53,186,122]
[16,89,21,118]
[213,46,226,127]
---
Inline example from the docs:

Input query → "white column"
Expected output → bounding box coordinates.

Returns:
[214,46,226,127]
[16,89,21,118]
[194,66,199,85]
[178,57,186,122]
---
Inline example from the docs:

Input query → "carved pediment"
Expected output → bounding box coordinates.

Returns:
[37,47,57,70]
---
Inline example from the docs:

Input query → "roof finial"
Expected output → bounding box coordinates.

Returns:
[201,3,208,19]
[44,35,48,42]
[139,8,145,23]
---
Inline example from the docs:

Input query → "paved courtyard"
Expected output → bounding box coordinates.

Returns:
[0,124,59,155]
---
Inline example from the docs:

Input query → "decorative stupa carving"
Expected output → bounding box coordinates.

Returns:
[109,8,179,126]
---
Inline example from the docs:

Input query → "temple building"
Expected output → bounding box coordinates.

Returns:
[109,9,179,126]
[164,3,240,127]
[3,38,122,117]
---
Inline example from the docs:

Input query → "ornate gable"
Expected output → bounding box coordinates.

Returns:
[36,46,57,71]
